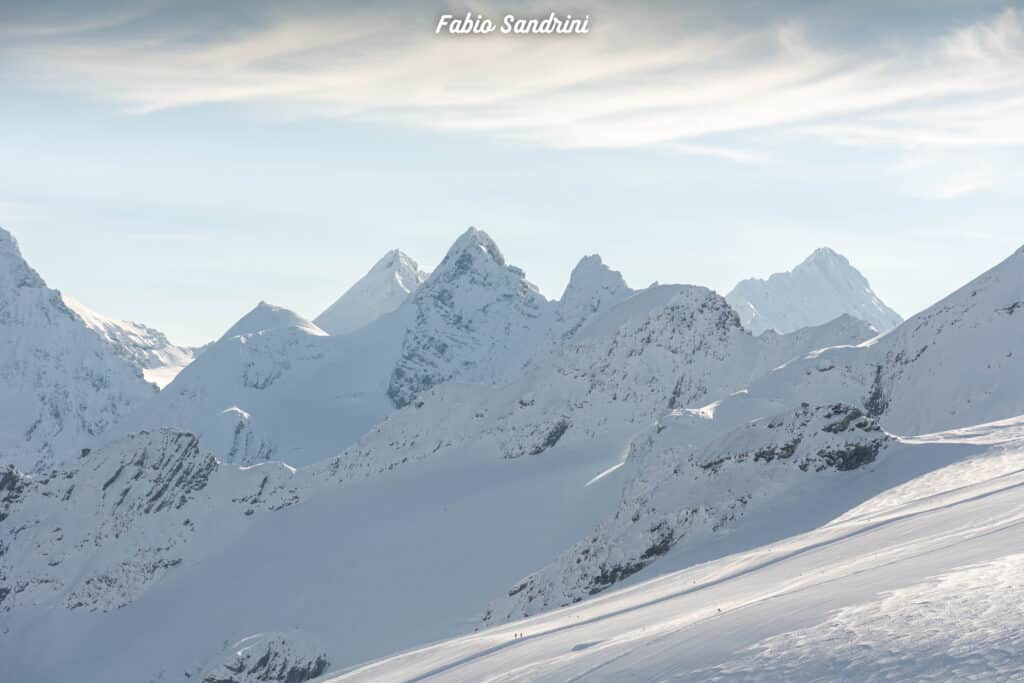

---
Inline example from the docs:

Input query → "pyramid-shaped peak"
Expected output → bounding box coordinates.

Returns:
[314,249,427,335]
[442,227,506,268]
[727,247,901,335]
[420,227,535,294]
[388,227,550,406]
[221,301,326,341]
[800,247,851,268]
[372,249,421,273]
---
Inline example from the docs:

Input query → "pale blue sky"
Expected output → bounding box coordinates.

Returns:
[2,1,1022,345]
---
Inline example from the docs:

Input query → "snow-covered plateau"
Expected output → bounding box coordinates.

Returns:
[1,223,1022,683]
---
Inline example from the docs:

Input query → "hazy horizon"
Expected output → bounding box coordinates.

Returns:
[4,1,1022,345]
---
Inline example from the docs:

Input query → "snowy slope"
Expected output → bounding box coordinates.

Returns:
[116,229,564,467]
[333,287,877,475]
[0,249,877,682]
[330,416,1024,682]
[553,254,633,340]
[866,244,1024,434]
[314,249,427,336]
[0,429,303,614]
[220,300,328,340]
[485,402,892,623]
[483,243,1024,621]
[62,294,198,388]
[0,228,155,471]
[115,301,404,466]
[0,414,631,682]
[718,243,1024,437]
[3,236,1021,683]
[727,247,902,334]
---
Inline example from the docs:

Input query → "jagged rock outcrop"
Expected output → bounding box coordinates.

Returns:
[197,632,329,683]
[484,403,892,624]
[387,227,553,407]
[554,254,633,339]
[327,285,877,477]
[0,429,301,613]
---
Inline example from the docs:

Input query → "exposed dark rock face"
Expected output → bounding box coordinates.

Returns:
[484,402,893,624]
[199,633,329,683]
[0,466,28,523]
[531,419,571,455]
[1,429,302,614]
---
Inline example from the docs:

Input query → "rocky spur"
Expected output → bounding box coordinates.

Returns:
[436,12,590,35]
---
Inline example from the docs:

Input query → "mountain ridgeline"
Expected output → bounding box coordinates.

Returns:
[1,222,1022,683]
[726,247,902,335]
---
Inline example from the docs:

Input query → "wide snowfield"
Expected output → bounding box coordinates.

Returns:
[1,426,634,681]
[329,416,1024,682]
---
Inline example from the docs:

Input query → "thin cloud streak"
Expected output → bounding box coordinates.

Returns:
[3,3,1022,159]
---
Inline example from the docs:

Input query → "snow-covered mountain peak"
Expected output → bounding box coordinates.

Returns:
[222,301,326,341]
[372,248,420,275]
[726,247,902,335]
[0,226,45,291]
[562,254,630,305]
[442,226,507,268]
[314,249,427,336]
[387,227,552,407]
[716,242,1024,438]
[556,255,633,338]
[801,245,848,267]
[0,227,154,470]
[421,227,542,299]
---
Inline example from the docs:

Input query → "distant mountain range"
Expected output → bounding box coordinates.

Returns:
[1,223,1021,683]
[726,247,902,335]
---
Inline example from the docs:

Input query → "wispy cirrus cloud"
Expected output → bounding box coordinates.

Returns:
[2,1,1022,178]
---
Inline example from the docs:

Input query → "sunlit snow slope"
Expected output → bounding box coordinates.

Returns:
[0,227,155,470]
[330,416,1024,683]
[62,294,198,388]
[315,249,427,336]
